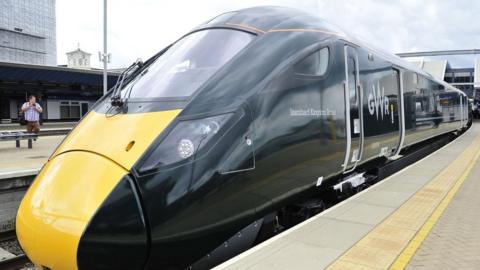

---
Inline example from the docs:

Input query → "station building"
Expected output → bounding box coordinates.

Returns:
[0,0,56,66]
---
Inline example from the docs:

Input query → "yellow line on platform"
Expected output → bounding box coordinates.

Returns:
[389,145,480,269]
[328,128,480,270]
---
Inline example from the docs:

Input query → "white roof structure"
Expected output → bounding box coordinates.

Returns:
[422,60,448,81]
[410,59,448,81]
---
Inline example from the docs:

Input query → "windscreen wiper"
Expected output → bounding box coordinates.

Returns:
[109,45,172,107]
[110,59,143,107]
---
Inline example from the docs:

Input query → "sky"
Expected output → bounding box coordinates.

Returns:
[56,0,480,69]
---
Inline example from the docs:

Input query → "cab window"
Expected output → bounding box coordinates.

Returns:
[120,29,254,99]
[294,47,329,76]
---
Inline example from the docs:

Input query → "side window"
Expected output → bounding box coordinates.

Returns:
[413,73,418,85]
[416,76,429,114]
[432,83,444,112]
[415,76,440,115]
[294,47,329,76]
[347,57,356,103]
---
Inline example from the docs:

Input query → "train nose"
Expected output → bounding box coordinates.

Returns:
[16,151,148,270]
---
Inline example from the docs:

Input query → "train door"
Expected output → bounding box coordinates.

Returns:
[460,95,463,129]
[342,45,364,173]
[460,95,467,128]
[392,69,405,157]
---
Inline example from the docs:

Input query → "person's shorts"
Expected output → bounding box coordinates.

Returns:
[26,121,40,133]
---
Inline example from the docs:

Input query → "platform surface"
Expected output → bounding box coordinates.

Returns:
[215,123,480,270]
[406,147,480,270]
[0,135,64,174]
[0,135,64,232]
[0,121,76,131]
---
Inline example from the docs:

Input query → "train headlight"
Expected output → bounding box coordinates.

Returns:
[178,139,195,159]
[139,113,234,172]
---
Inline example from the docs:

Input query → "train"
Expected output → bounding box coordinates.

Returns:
[16,6,470,270]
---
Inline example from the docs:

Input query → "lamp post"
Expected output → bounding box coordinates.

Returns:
[102,0,108,95]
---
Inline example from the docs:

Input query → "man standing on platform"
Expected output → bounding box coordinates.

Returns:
[21,95,43,134]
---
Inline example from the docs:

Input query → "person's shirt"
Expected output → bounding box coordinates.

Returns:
[22,102,42,122]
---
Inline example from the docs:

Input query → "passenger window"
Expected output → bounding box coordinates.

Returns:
[294,47,329,76]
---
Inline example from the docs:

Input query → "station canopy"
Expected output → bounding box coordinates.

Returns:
[0,61,119,96]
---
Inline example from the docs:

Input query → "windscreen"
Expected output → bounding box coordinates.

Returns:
[121,29,254,99]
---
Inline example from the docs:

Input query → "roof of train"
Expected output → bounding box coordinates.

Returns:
[197,6,464,94]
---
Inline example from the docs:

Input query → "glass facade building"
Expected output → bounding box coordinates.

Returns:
[444,68,475,98]
[0,0,56,66]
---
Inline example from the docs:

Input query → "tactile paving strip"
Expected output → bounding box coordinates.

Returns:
[327,132,480,270]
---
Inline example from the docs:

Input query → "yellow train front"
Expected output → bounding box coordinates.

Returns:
[15,108,181,269]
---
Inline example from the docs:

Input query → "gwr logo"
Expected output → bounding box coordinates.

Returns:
[368,81,390,120]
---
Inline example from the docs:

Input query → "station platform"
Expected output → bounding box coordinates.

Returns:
[0,135,64,234]
[0,135,64,174]
[215,123,480,270]
[0,121,76,132]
